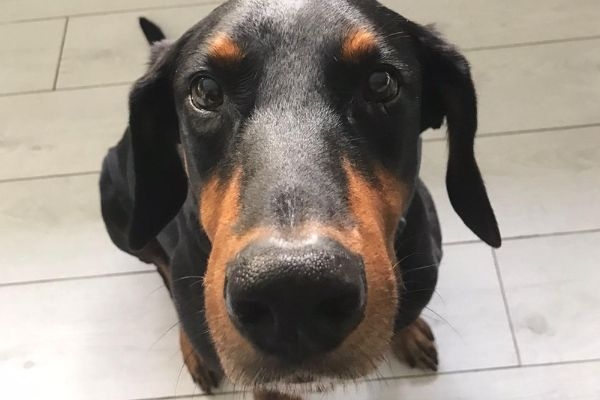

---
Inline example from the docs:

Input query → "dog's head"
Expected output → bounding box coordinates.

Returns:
[125,0,500,389]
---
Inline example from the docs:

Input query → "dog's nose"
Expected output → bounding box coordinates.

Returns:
[225,237,366,361]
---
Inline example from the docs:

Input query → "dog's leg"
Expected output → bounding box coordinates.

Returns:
[391,317,438,371]
[254,390,302,400]
[179,328,222,394]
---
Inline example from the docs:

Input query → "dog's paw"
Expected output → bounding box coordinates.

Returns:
[180,329,222,394]
[391,317,438,371]
[187,358,222,394]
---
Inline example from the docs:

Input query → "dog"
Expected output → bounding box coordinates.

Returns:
[100,0,501,398]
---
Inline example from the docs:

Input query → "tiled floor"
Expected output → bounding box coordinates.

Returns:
[1,0,599,399]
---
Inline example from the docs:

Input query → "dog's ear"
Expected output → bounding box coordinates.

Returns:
[408,22,501,248]
[127,41,187,250]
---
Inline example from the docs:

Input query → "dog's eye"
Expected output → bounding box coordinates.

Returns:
[190,76,223,110]
[365,70,400,103]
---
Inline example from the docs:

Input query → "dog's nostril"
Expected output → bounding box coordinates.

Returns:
[231,299,273,326]
[315,291,363,321]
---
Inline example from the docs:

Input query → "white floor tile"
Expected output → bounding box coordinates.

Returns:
[381,0,600,49]
[0,19,65,94]
[471,39,600,134]
[0,274,197,400]
[497,232,600,364]
[421,126,600,242]
[0,175,151,284]
[58,5,217,89]
[0,85,128,180]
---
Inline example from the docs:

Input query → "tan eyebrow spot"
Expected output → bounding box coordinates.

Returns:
[207,33,244,64]
[341,28,377,62]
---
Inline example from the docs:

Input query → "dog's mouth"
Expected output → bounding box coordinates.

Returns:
[225,351,380,389]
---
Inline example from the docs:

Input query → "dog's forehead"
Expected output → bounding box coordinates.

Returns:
[219,0,370,45]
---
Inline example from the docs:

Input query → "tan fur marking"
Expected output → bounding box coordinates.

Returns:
[199,169,268,382]
[200,170,242,242]
[207,33,244,64]
[344,162,406,258]
[341,28,377,62]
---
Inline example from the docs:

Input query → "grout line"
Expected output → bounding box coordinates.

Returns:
[441,238,480,246]
[443,227,600,247]
[423,122,600,143]
[0,81,131,98]
[499,227,600,242]
[491,248,522,365]
[463,34,600,52]
[373,356,600,383]
[0,1,222,25]
[51,80,133,92]
[0,269,155,288]
[0,170,100,184]
[52,17,69,90]
[0,88,54,98]
[0,15,65,26]
[129,390,239,400]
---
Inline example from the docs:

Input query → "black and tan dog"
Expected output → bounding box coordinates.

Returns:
[100,0,501,398]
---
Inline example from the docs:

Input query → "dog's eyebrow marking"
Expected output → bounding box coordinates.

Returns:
[341,28,377,62]
[207,33,244,64]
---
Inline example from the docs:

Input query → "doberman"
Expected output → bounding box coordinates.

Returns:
[100,1,501,398]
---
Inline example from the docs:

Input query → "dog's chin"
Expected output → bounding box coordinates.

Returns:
[247,370,361,397]
[223,347,387,394]
[255,376,341,396]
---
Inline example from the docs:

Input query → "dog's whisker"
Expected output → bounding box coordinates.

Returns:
[172,275,206,283]
[174,353,191,397]
[402,263,438,273]
[146,283,170,297]
[402,286,437,294]
[423,306,462,339]
[189,279,204,288]
[149,319,181,350]
[382,31,411,40]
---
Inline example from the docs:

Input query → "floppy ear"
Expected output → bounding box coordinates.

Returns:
[408,22,501,248]
[127,42,187,250]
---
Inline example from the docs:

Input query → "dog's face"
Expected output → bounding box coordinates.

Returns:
[125,0,500,389]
